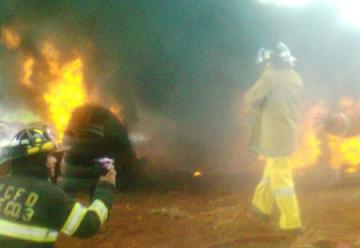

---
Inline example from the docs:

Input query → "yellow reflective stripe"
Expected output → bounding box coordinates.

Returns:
[273,187,295,196]
[41,142,55,151]
[62,200,109,236]
[0,219,58,242]
[88,200,109,225]
[61,203,87,235]
[27,147,40,155]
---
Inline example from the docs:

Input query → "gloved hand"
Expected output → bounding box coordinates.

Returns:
[99,164,116,187]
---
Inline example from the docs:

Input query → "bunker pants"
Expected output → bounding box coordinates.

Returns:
[252,156,302,230]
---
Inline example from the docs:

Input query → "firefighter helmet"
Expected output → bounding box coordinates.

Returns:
[0,127,68,165]
[273,42,297,66]
[256,47,273,65]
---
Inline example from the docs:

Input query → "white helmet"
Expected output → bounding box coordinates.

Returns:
[256,47,273,65]
[274,42,297,66]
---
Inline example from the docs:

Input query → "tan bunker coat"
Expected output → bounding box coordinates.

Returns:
[244,66,304,157]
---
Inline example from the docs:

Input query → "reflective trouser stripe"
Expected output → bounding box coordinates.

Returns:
[0,219,58,242]
[252,156,302,230]
[273,187,295,196]
[261,178,270,185]
[88,200,109,225]
[61,200,109,235]
[61,203,87,235]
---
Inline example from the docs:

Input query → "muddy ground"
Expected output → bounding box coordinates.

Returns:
[58,169,360,248]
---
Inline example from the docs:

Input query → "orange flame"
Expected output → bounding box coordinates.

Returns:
[291,97,360,173]
[328,135,360,172]
[43,57,87,140]
[41,41,60,74]
[1,27,125,142]
[110,104,125,123]
[327,98,360,173]
[1,28,20,49]
[17,40,87,140]
[291,102,324,169]
[22,57,34,87]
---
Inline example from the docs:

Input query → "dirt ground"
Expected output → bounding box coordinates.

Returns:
[57,170,360,248]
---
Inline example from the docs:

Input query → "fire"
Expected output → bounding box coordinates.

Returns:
[110,104,125,123]
[43,57,87,140]
[1,28,20,49]
[328,135,360,172]
[193,170,203,177]
[291,102,324,169]
[17,38,88,138]
[41,41,60,74]
[0,27,125,143]
[22,57,34,87]
[327,97,360,173]
[291,97,360,173]
[292,128,321,169]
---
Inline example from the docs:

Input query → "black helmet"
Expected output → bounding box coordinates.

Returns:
[0,126,68,165]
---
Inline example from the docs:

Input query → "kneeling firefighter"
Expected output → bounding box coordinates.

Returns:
[57,104,138,193]
[0,126,116,247]
[245,42,304,233]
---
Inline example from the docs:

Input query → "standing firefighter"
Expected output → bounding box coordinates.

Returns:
[0,127,116,247]
[245,43,304,233]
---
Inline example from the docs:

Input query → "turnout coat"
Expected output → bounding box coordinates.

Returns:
[244,65,304,157]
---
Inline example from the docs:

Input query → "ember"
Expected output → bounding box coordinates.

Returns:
[193,170,203,177]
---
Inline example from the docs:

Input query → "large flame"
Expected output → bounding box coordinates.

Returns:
[1,27,125,143]
[291,97,360,173]
[43,57,87,139]
[327,98,360,173]
[19,40,88,139]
